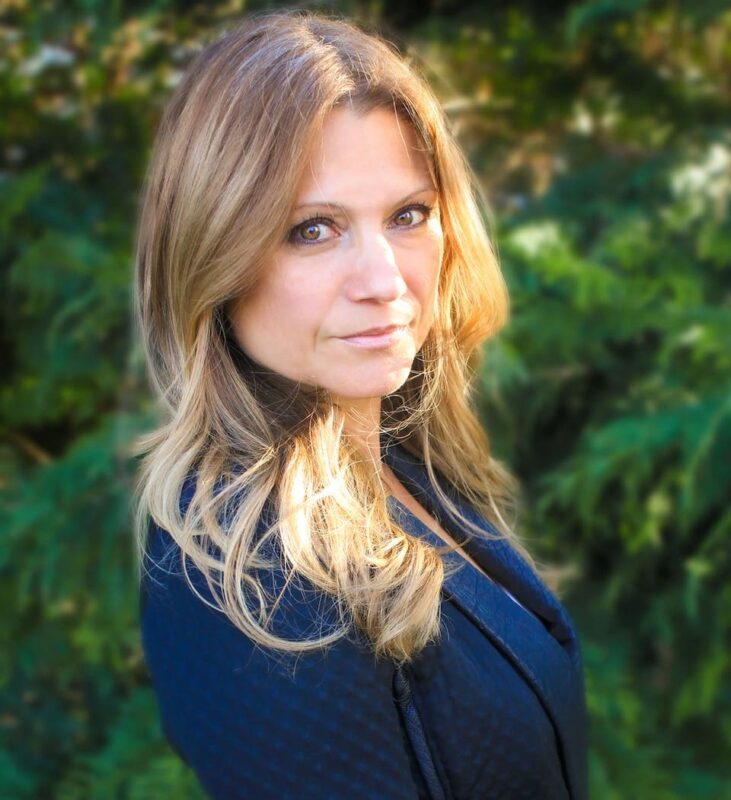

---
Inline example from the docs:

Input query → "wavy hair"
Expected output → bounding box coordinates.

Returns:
[132,8,527,664]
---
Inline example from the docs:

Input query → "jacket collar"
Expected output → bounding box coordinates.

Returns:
[382,439,588,800]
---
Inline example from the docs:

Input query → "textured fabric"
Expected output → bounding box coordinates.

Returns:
[140,441,588,799]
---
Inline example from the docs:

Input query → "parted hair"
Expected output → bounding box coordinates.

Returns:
[132,8,527,664]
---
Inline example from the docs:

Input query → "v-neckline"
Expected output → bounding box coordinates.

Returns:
[379,449,522,592]
[380,440,564,629]
[384,486,499,588]
[385,491,540,621]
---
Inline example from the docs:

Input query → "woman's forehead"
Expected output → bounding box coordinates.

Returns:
[293,107,435,208]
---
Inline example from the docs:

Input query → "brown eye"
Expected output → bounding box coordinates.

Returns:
[301,223,323,241]
[287,218,337,246]
[392,204,432,227]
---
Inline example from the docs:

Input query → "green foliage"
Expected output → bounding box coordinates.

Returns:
[1,0,729,797]
[54,690,206,800]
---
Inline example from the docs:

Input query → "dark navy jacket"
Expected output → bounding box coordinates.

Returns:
[140,440,588,799]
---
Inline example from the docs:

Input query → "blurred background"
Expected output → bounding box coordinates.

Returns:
[1,0,729,797]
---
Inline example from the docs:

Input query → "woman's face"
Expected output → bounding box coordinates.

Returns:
[229,106,444,410]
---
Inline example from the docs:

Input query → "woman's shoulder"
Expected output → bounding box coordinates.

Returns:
[139,474,349,662]
[137,480,424,799]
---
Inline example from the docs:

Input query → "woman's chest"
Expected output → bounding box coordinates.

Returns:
[402,600,574,799]
[383,470,495,584]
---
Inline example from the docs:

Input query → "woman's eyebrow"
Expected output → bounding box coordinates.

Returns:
[293,185,437,213]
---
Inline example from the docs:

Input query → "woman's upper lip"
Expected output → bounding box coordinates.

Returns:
[341,323,406,338]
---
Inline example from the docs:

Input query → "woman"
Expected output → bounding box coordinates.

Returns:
[134,9,588,800]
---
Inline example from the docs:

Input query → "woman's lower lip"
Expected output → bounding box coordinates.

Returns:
[338,325,408,349]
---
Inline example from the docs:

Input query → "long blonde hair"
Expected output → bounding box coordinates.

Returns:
[132,9,525,664]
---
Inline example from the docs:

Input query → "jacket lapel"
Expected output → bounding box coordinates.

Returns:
[383,440,588,800]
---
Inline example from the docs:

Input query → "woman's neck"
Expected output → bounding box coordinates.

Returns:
[337,397,385,473]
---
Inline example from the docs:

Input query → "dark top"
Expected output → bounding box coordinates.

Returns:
[140,440,588,799]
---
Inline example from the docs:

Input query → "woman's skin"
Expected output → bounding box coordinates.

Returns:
[229,104,444,469]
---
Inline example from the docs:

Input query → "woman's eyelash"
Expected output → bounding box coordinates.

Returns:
[287,202,435,246]
[393,202,435,221]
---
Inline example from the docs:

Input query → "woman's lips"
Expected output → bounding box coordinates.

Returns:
[338,324,408,349]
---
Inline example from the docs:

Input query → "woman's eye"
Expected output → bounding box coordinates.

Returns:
[288,218,337,246]
[392,204,432,227]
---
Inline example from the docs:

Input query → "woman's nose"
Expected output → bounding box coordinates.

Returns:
[346,232,407,301]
